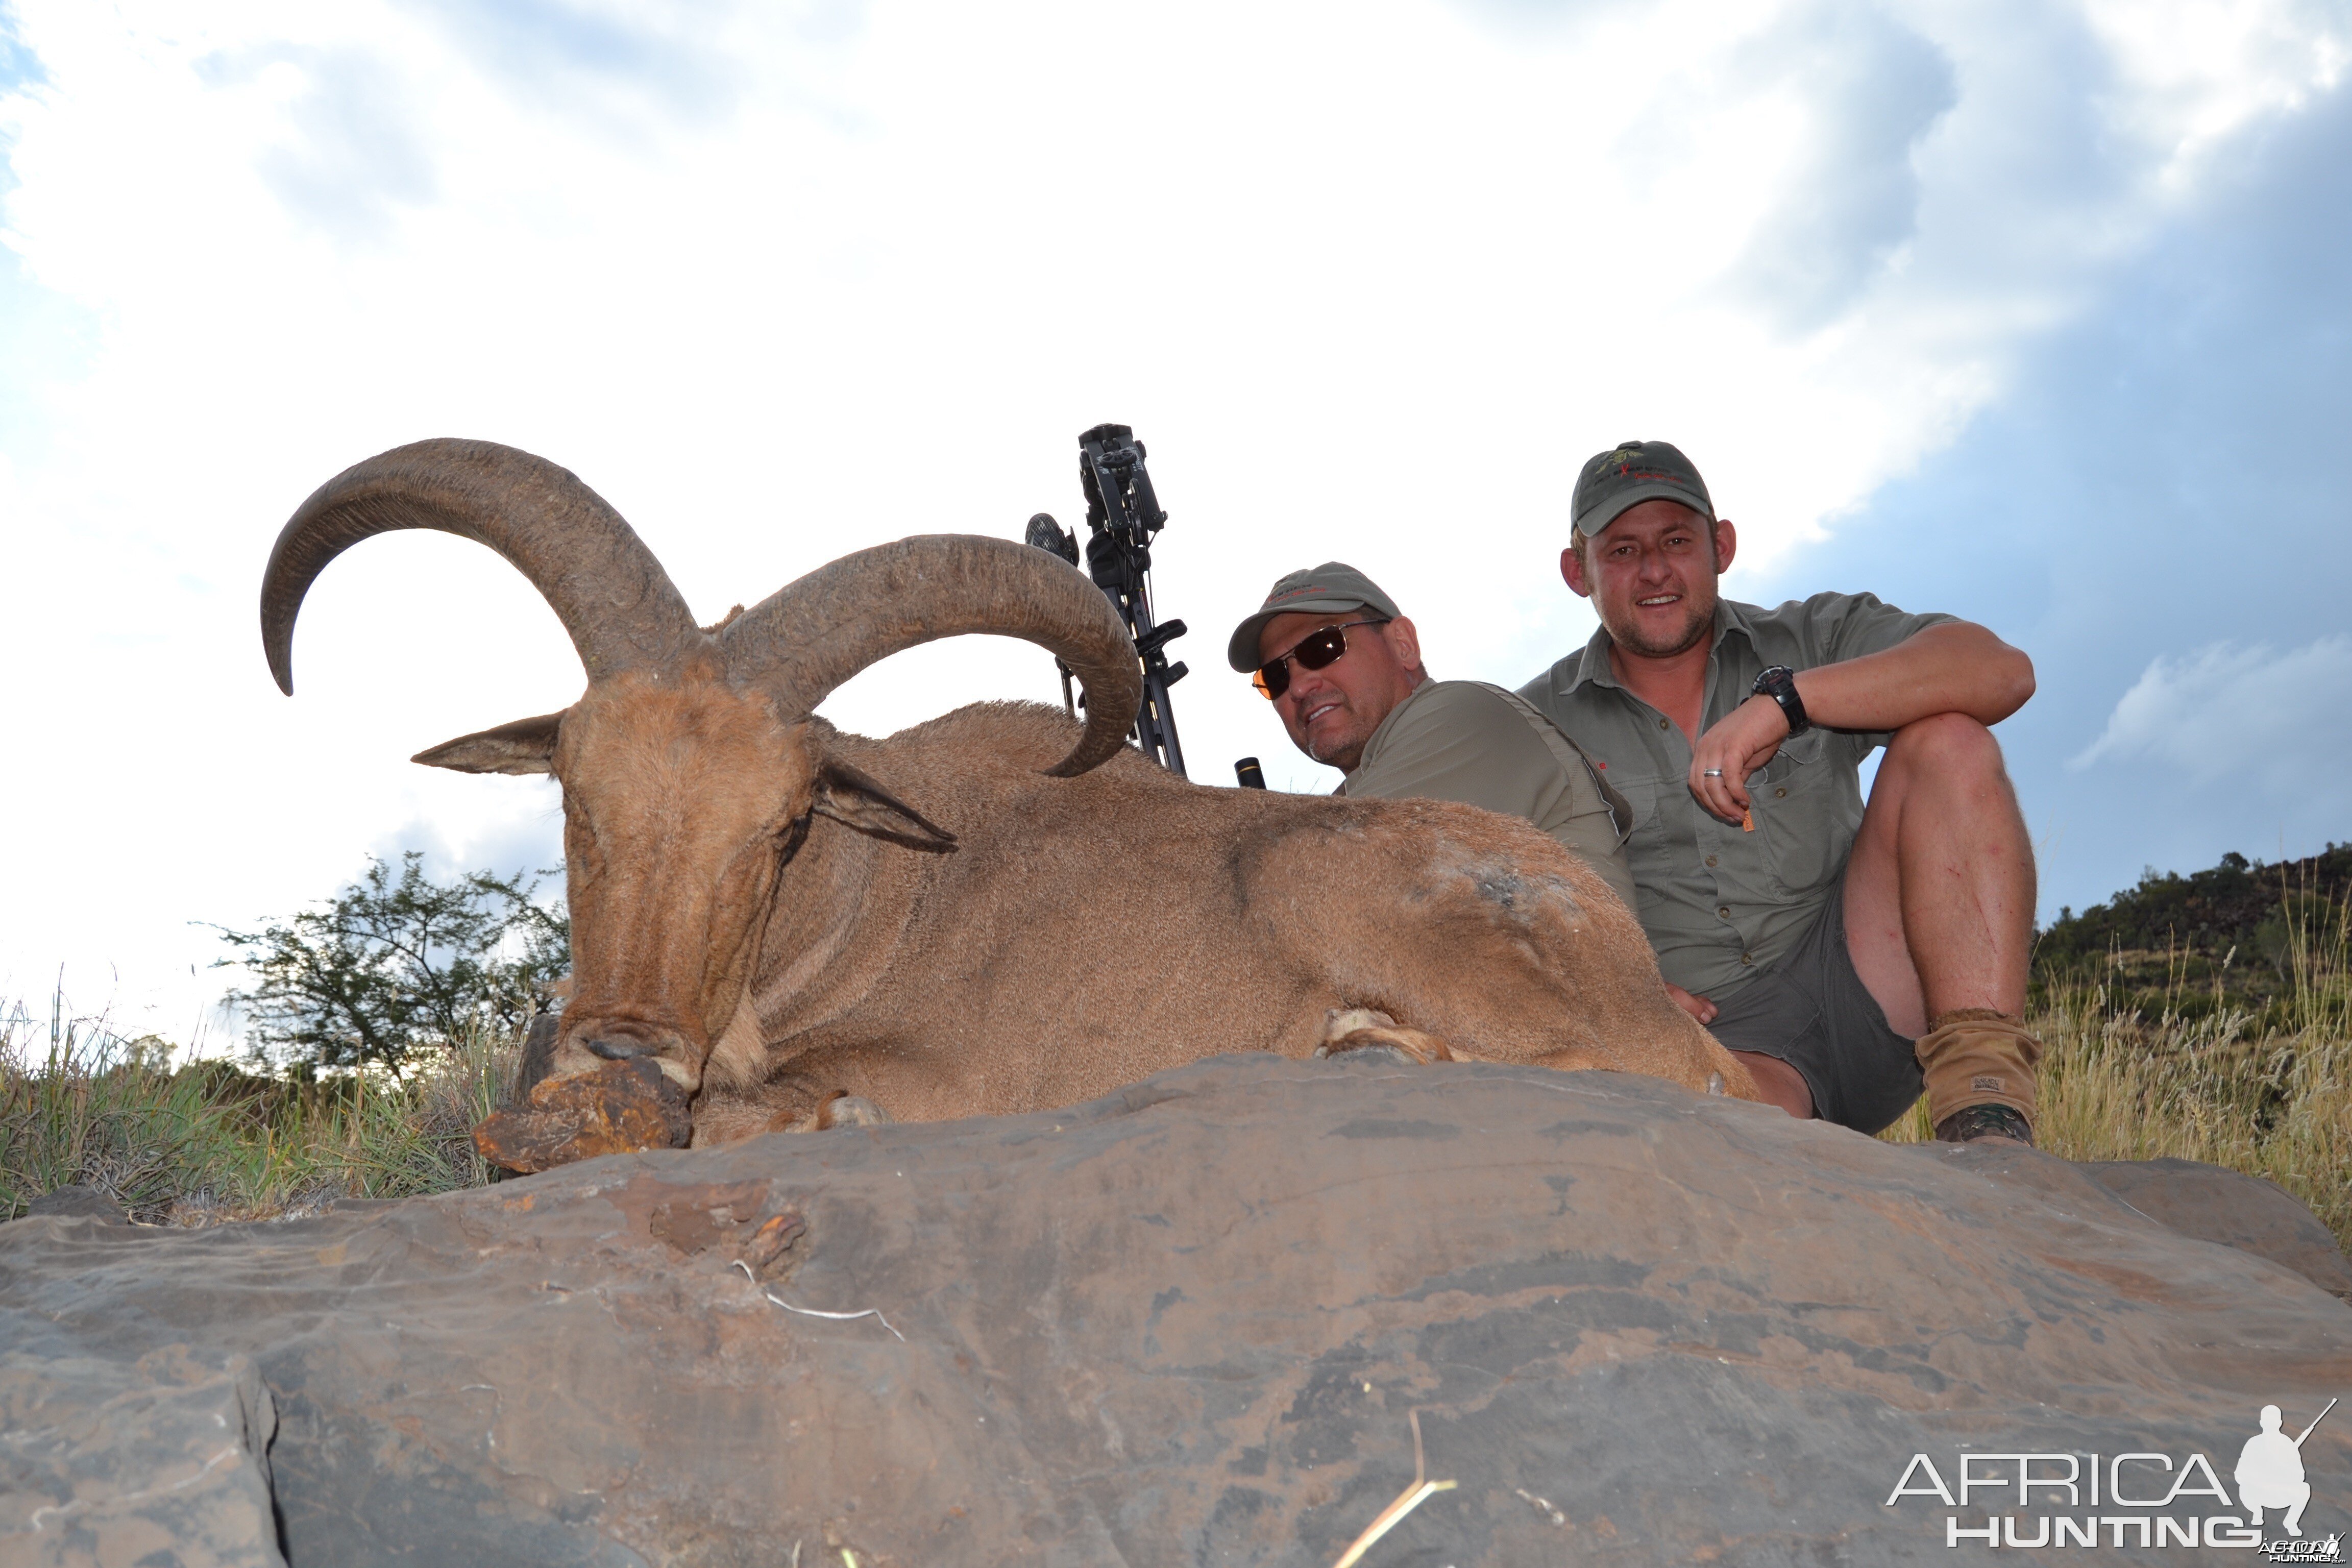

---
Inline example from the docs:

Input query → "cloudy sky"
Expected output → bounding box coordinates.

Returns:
[3,0,2347,1045]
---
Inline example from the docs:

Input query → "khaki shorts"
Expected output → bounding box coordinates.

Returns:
[1702,868,1923,1134]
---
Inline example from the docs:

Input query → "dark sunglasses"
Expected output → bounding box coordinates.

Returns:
[1251,618,1390,700]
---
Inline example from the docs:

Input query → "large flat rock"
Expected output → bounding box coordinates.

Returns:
[2079,1155,2352,1299]
[4,1055,2347,1565]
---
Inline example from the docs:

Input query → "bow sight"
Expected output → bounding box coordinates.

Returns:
[1025,423,1189,777]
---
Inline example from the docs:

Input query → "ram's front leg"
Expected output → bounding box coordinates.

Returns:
[1312,1007,1462,1065]
[677,1076,895,1148]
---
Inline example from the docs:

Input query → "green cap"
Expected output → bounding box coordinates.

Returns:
[1226,561,1402,672]
[1572,440,1714,542]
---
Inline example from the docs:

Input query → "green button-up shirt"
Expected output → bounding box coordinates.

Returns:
[1516,592,1954,1002]
[1338,679,1639,913]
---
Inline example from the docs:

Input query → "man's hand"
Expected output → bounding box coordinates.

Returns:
[1687,693,1790,824]
[1664,981,1718,1024]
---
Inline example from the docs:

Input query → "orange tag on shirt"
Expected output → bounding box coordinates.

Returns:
[1742,808,1754,832]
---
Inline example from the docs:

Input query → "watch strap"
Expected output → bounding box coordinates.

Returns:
[1752,665,1811,736]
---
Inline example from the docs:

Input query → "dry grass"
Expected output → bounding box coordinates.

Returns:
[1883,895,2352,1248]
[2,993,518,1224]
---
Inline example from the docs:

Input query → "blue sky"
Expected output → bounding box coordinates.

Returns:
[1,0,2347,1040]
[1752,72,2352,909]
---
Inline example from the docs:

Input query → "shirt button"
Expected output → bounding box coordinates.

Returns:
[1705,855,1718,868]
[1717,905,1731,919]
[1658,717,1669,730]
[1774,786,1787,798]
[1742,952,1754,966]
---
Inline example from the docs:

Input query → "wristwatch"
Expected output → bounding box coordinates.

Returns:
[1751,665,1811,736]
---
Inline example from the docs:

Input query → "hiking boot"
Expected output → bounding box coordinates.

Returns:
[1915,1008,2043,1142]
[1934,1102,2035,1146]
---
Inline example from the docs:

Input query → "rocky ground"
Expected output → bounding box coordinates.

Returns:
[5,1053,2349,1566]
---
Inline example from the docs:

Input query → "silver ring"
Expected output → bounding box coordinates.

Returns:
[1702,768,1723,778]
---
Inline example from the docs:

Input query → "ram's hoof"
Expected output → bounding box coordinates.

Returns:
[781,1090,893,1133]
[1313,1007,1456,1065]
[821,1094,891,1129]
[473,1057,694,1173]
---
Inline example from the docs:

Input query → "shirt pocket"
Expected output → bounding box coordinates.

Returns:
[1750,730,1857,902]
[1611,775,1667,849]
[1606,776,1667,890]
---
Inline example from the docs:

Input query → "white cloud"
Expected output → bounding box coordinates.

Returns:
[2069,635,2352,790]
[0,0,2343,1039]
[1723,1,1959,331]
[2082,0,2349,176]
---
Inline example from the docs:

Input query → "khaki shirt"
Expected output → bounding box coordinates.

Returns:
[1517,593,1954,1002]
[1338,679,1639,912]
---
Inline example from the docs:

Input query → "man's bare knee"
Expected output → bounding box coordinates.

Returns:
[1879,713,2011,795]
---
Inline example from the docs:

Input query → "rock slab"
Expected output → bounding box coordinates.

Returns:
[2080,1155,2352,1298]
[0,1346,282,1568]
[4,1054,2349,1566]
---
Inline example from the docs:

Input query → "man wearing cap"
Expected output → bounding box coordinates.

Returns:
[1520,440,2041,1144]
[1228,562,1639,913]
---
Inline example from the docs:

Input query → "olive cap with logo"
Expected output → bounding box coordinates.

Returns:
[1573,439,1716,543]
[1225,561,1403,672]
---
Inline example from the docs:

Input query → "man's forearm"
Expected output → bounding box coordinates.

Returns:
[1790,622,2033,732]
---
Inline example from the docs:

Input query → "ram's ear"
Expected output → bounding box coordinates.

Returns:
[812,757,958,852]
[412,713,565,775]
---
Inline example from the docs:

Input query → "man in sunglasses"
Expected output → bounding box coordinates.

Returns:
[1226,563,1639,913]
[1518,440,2041,1145]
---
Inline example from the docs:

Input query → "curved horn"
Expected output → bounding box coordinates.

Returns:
[262,438,700,694]
[722,535,1142,778]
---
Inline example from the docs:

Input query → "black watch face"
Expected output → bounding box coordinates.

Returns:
[1757,668,1806,729]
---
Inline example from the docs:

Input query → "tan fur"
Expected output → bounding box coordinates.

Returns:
[704,995,769,1091]
[540,665,812,1097]
[507,677,1762,1134]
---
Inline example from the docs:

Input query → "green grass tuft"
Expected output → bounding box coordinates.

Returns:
[3,993,518,1224]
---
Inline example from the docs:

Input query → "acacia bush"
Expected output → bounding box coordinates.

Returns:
[213,852,568,1077]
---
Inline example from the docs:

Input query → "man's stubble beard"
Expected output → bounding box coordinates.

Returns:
[1308,724,1366,771]
[1600,580,1718,660]
[1298,703,1370,771]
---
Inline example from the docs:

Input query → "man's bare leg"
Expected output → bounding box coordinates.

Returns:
[1729,1050,1814,1118]
[1719,716,2029,1127]
[1843,713,2038,1136]
[1844,713,2034,1031]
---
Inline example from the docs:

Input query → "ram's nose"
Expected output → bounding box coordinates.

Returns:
[581,1035,701,1093]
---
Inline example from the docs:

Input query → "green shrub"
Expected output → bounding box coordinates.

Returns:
[211,852,567,1078]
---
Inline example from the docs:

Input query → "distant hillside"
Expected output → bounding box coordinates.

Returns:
[2033,843,2349,1026]
[2039,844,2350,961]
